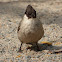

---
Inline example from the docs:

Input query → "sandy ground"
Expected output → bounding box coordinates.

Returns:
[0,0,62,62]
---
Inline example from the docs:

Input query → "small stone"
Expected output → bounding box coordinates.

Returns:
[27,56,31,58]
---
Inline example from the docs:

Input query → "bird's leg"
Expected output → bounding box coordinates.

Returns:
[18,42,22,52]
[36,42,40,51]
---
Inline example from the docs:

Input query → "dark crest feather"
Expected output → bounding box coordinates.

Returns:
[25,5,36,18]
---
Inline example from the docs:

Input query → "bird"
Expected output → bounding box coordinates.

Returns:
[17,5,44,51]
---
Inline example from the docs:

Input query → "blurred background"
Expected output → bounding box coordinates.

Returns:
[0,0,55,2]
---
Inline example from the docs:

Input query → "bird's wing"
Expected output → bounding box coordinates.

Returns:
[17,19,22,33]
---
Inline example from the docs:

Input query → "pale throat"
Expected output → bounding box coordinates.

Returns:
[24,14,36,21]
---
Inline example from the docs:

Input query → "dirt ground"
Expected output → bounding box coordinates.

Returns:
[0,0,62,62]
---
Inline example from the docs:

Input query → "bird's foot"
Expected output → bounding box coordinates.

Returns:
[36,47,40,51]
[18,48,23,53]
[36,43,41,51]
[18,43,23,53]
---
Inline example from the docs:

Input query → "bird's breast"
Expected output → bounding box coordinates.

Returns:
[20,20,36,34]
[18,19,44,43]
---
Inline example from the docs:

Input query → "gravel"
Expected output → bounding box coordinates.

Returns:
[0,0,62,62]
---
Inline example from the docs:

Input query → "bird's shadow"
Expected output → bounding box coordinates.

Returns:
[27,43,62,53]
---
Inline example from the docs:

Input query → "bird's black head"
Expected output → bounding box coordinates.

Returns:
[25,5,36,19]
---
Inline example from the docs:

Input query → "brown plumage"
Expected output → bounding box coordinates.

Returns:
[17,5,44,51]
